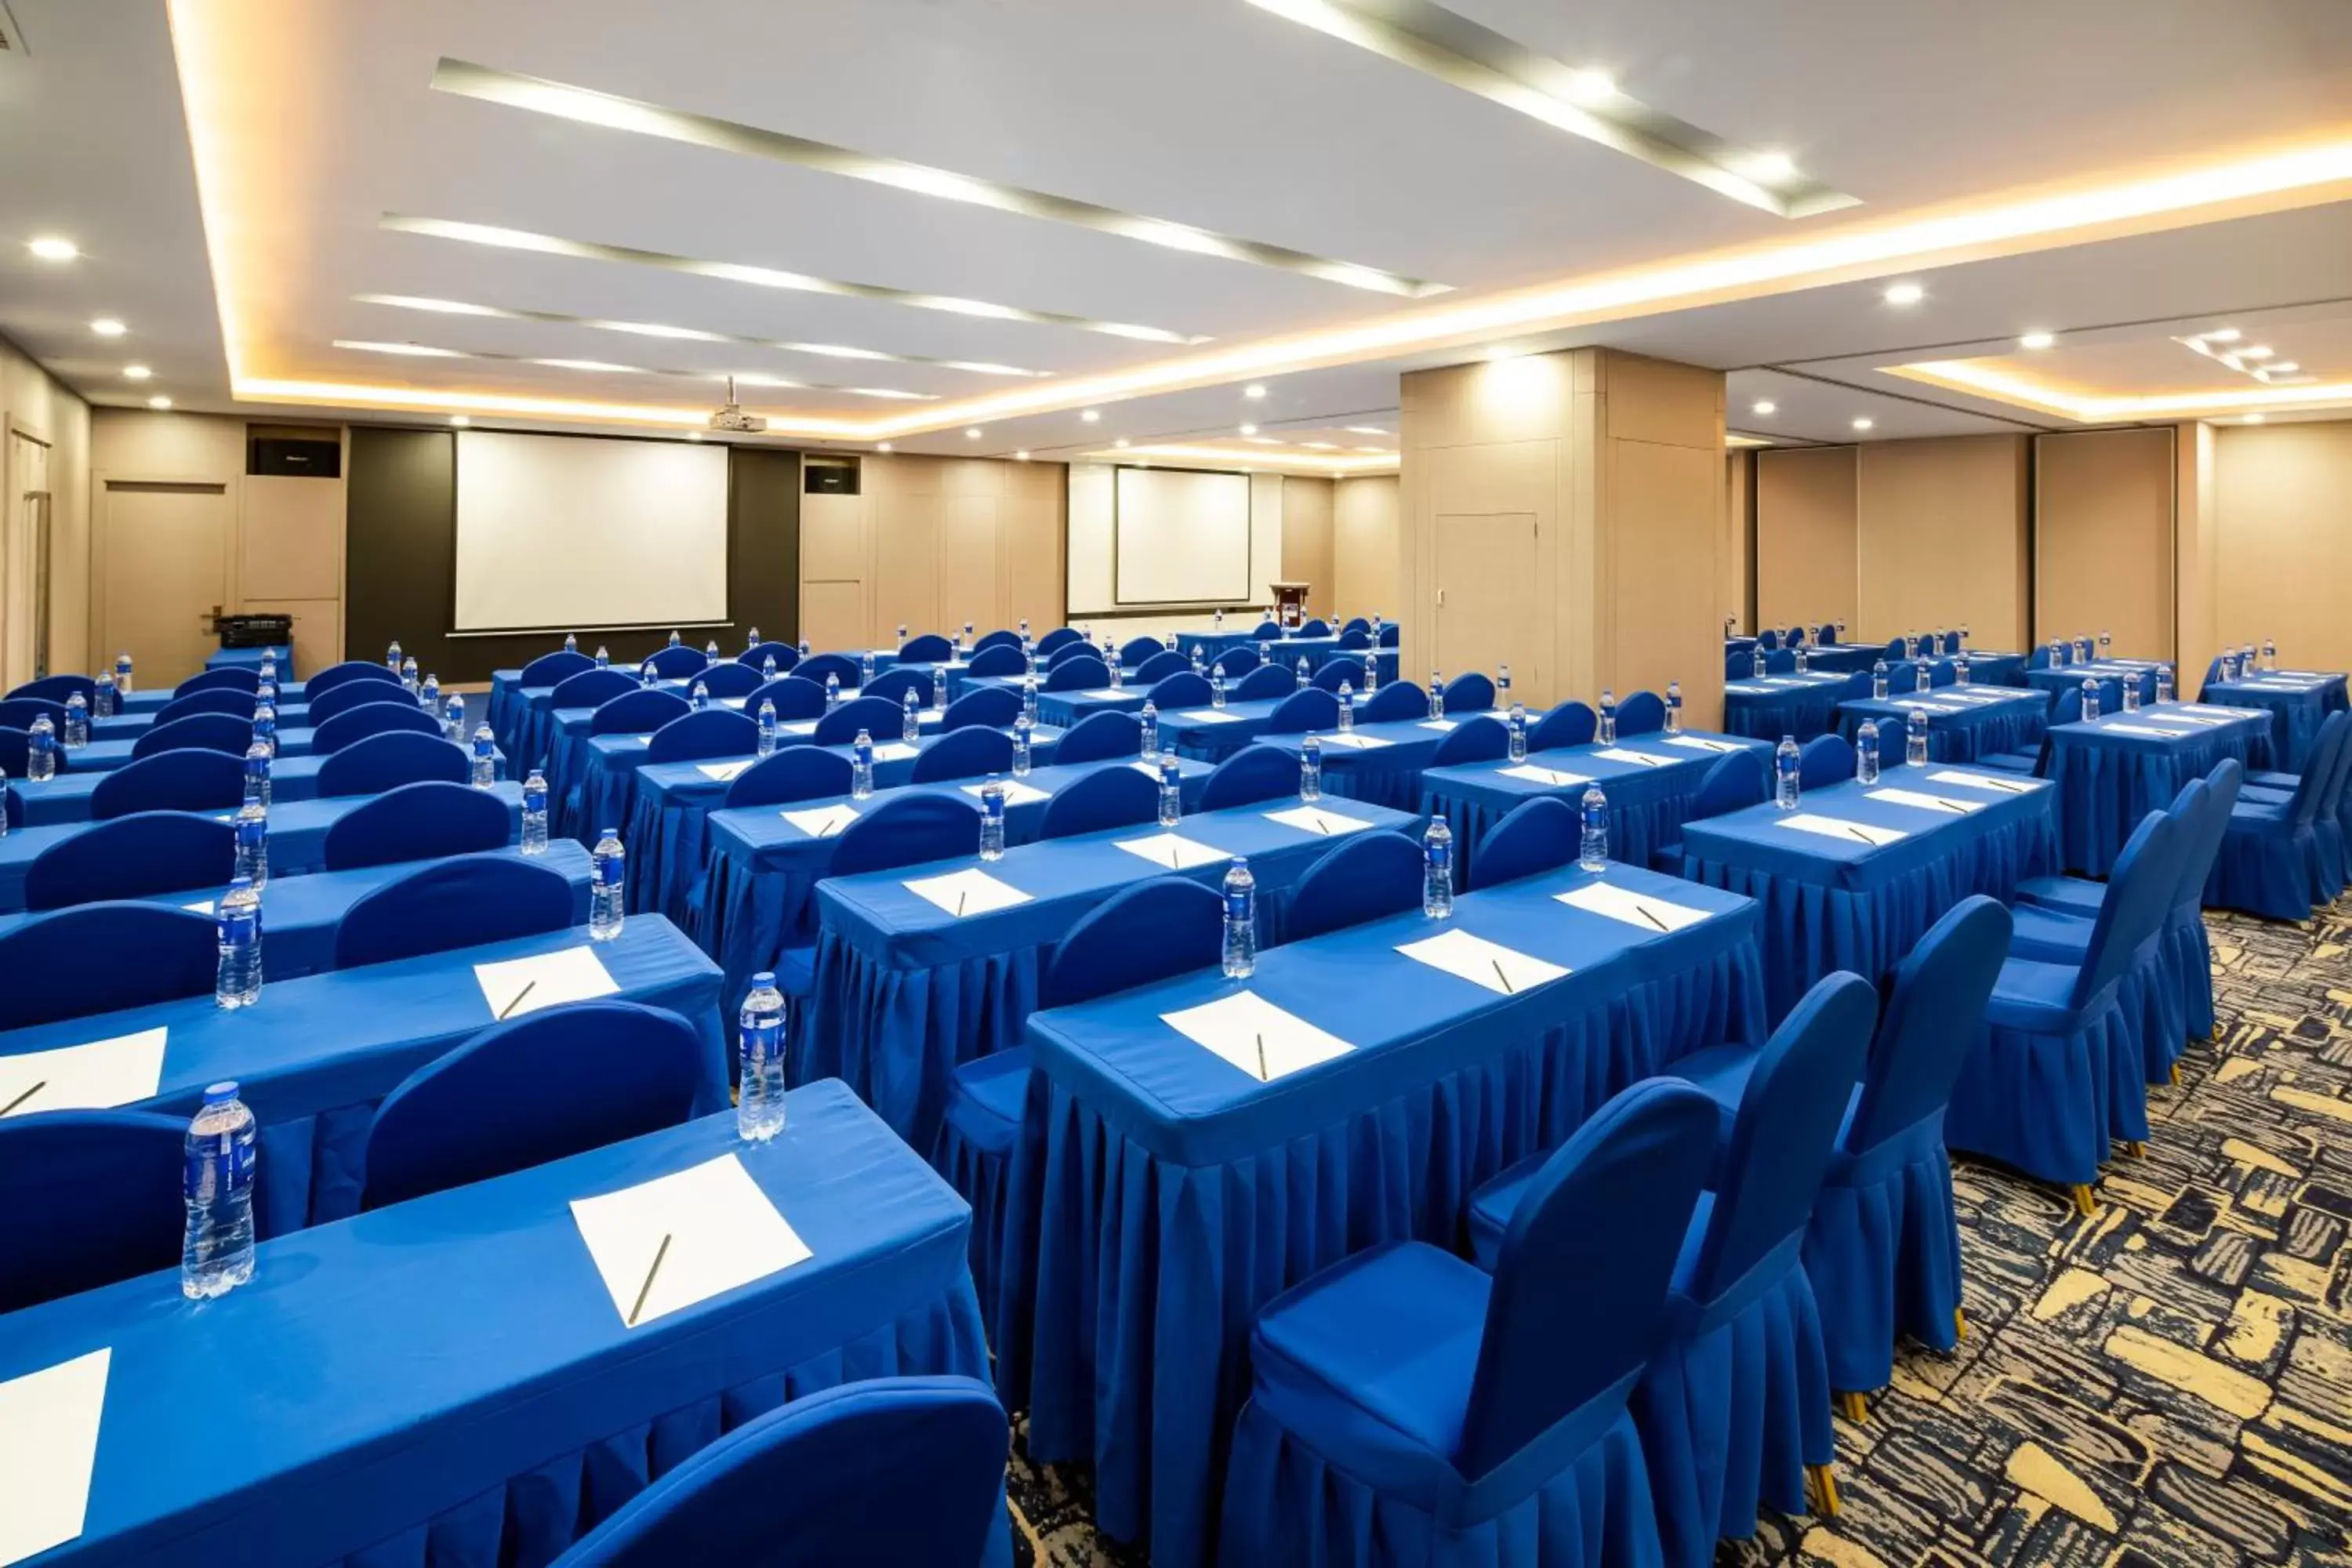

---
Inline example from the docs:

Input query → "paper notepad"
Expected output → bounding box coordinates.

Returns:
[1891,700,1960,714]
[1082,688,1130,701]
[1417,719,1459,731]
[1320,731,1391,750]
[2098,723,2190,738]
[631,734,656,746]
[1555,881,1711,933]
[2149,710,2231,725]
[696,760,753,782]
[1396,927,1567,994]
[1113,833,1233,871]
[1592,748,1671,768]
[1662,735,1744,753]
[1927,769,2038,795]
[1178,709,1241,723]
[0,1027,169,1119]
[1264,804,1372,837]
[1499,763,1592,787]
[873,742,920,762]
[779,720,818,737]
[1867,786,1984,815]
[474,946,620,1022]
[782,804,860,837]
[1724,681,1788,694]
[181,898,216,916]
[0,1348,110,1566]
[1776,813,1908,847]
[1159,990,1352,1083]
[570,1154,811,1330]
[960,779,1048,807]
[904,867,1030,918]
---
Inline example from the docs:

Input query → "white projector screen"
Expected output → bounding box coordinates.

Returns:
[453,430,730,633]
[1114,466,1252,605]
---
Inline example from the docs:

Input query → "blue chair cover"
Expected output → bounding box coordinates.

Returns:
[1056,877,1225,1006]
[2,782,15,832]
[1308,662,1359,694]
[1038,765,1158,838]
[1378,623,1401,648]
[302,660,403,700]
[692,661,761,699]
[2169,760,2240,1042]
[90,749,245,818]
[1358,681,1425,723]
[361,1000,706,1210]
[333,854,577,969]
[591,689,691,738]
[0,903,218,1029]
[311,699,441,753]
[1200,742,1303,811]
[1034,627,1084,655]
[131,712,251,760]
[2213,710,2343,920]
[643,645,708,680]
[942,686,1020,731]
[315,731,469,797]
[862,666,931,706]
[1266,688,1340,735]
[1297,618,1332,637]
[738,641,800,672]
[1335,626,1372,650]
[1650,753,1770,871]
[1044,655,1111,692]
[744,675,827,720]
[1283,830,1425,942]
[1530,702,1595,751]
[1617,691,1668,736]
[648,710,757,764]
[1148,672,1212,708]
[1442,673,1496,714]
[1046,641,1099,671]
[174,666,262,697]
[1120,636,1166,667]
[1472,797,1579,889]
[1213,646,1261,677]
[548,1376,1009,1568]
[910,725,1014,782]
[309,677,423,725]
[24,811,235,909]
[813,695,903,748]
[521,650,594,688]
[154,688,259,726]
[323,780,514,870]
[1221,1080,1716,1563]
[1757,631,1781,652]
[899,633,956,662]
[1134,650,1191,686]
[1341,617,1372,636]
[1762,648,1798,675]
[1250,620,1283,640]
[1724,651,1757,681]
[0,726,41,779]
[724,747,855,808]
[8,673,97,705]
[971,629,1022,655]
[1233,664,1294,702]
[550,668,637,711]
[1054,710,1143,764]
[795,652,861,688]
[831,793,983,877]
[0,1111,190,1313]
[1432,715,1509,766]
[964,644,1025,678]
[1798,734,1856,789]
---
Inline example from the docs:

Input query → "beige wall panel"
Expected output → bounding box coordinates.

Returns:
[1723,453,1753,636]
[2,335,90,674]
[799,491,868,584]
[92,408,244,481]
[2174,421,2220,684]
[241,597,339,683]
[800,579,866,654]
[1756,446,1858,636]
[1857,436,2028,651]
[1432,511,1540,688]
[939,493,1003,633]
[1608,439,1725,710]
[1000,464,1065,635]
[2212,419,2352,673]
[1604,354,1722,449]
[2035,427,2174,660]
[1332,475,1399,622]
[241,470,346,601]
[1279,476,1334,615]
[869,489,943,641]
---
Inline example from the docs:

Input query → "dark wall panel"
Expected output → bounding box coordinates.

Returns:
[343,427,800,684]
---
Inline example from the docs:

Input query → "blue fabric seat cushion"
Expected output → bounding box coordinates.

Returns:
[2238,784,2293,806]
[2230,800,2292,826]
[2005,903,2097,964]
[944,1047,1032,1159]
[2243,770,2300,791]
[1980,750,2039,774]
[2016,873,2106,918]
[775,945,816,1000]
[1985,957,2083,1030]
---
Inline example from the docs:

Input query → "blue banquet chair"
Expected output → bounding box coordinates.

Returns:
[2241,718,2352,898]
[1530,702,1596,751]
[1134,650,1191,685]
[590,688,692,739]
[334,854,577,969]
[24,812,235,909]
[1341,616,1372,637]
[0,903,218,1029]
[862,666,932,707]
[1725,650,1758,682]
[310,699,441,753]
[1797,734,1856,789]
[1284,829,1425,943]
[303,660,403,702]
[2211,710,2343,920]
[1120,635,1167,668]
[642,644,708,680]
[1200,742,1305,811]
[1432,715,1510,766]
[899,632,956,662]
[1046,641,1098,672]
[1359,681,1426,723]
[0,726,38,780]
[648,709,757,765]
[152,687,259,726]
[691,660,762,700]
[518,649,593,690]
[361,1000,706,1210]
[723,746,855,808]
[0,1111,190,1313]
[811,695,900,748]
[1652,752,1769,870]
[942,685,1020,731]
[1472,796,1579,889]
[1250,619,1284,641]
[323,780,514,870]
[1149,671,1214,709]
[1616,691,1668,736]
[1337,626,1373,650]
[1309,661,1364,694]
[174,665,263,698]
[1214,645,1261,677]
[1297,618,1332,638]
[1044,654,1112,693]
[89,749,244,819]
[743,675,828,721]
[971,629,1022,655]
[964,643,1026,679]
[1034,626,1084,656]
[793,652,861,689]
[1039,764,1159,839]
[1220,1079,1719,1568]
[316,731,468,797]
[548,667,637,715]
[308,676,424,726]
[1442,673,1497,714]
[1761,648,1798,676]
[8,673,98,706]
[1054,710,1143,764]
[910,725,1013,783]
[1234,663,1296,702]
[131,712,252,760]
[1265,688,1340,735]
[1755,630,1780,652]
[777,793,985,1033]
[738,641,800,673]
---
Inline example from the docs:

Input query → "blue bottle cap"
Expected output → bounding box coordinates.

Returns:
[751,971,775,987]
[204,1080,238,1102]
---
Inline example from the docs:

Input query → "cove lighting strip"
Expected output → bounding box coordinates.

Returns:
[1886,358,2352,422]
[328,338,937,400]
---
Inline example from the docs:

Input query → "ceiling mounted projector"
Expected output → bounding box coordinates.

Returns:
[708,377,768,434]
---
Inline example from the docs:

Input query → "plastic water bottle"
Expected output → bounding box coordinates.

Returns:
[1497,664,1512,706]
[419,672,441,713]
[471,724,498,786]
[1579,783,1609,871]
[746,627,762,651]
[1871,659,1889,699]
[1904,633,1919,659]
[2222,648,2242,682]
[1336,684,1355,734]
[1214,608,1226,631]
[639,661,656,689]
[2049,638,2067,669]
[91,678,115,720]
[1774,735,1801,810]
[2099,628,2112,657]
[1958,624,1971,650]
[1915,660,1934,695]
[960,621,974,652]
[1012,717,1033,777]
[737,974,786,1142]
[385,640,401,673]
[400,655,419,695]
[798,638,811,657]
[1300,735,1322,802]
[251,702,277,759]
[1751,645,1768,679]
[1019,618,1030,640]
[860,650,877,687]
[62,693,88,749]
[180,1082,256,1299]
[706,638,721,660]
[1158,756,1181,827]
[1428,676,1445,720]
[1222,858,1258,978]
[1955,652,1972,686]
[901,688,920,744]
[932,667,949,710]
[851,731,875,799]
[1132,701,1158,761]
[214,877,262,1008]
[243,741,270,808]
[978,777,1007,862]
[1665,681,1683,734]
[668,631,682,648]
[595,645,611,669]
[1423,818,1454,918]
[1191,644,1206,674]
[233,800,268,890]
[1794,644,1809,675]
[1906,707,1929,765]
[2156,665,2175,704]
[590,828,626,938]
[825,673,841,710]
[2081,678,2101,722]
[1108,644,1123,691]
[445,695,466,743]
[1019,677,1038,726]
[1211,671,1227,710]
[564,632,579,653]
[1507,703,1528,762]
[2263,638,2278,673]
[1296,655,1310,683]
[1599,689,1618,746]
[1857,720,1881,785]
[25,717,56,782]
[114,652,134,695]
[522,770,550,854]
[691,681,710,712]
[757,700,779,757]
[1259,639,1273,666]
[1164,630,1178,652]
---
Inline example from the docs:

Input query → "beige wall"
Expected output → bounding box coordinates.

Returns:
[1,332,93,681]
[2210,419,2352,673]
[1279,475,1334,616]
[1857,436,2030,651]
[1722,452,1753,636]
[2174,419,2220,684]
[1332,474,1399,623]
[1755,445,1858,637]
[2036,426,2176,661]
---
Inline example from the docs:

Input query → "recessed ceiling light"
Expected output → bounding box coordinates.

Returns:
[1344,426,1391,437]
[2203,328,2242,343]
[1240,423,1259,436]
[877,441,893,452]
[1882,281,1925,306]
[687,430,706,441]
[2019,331,2056,350]
[1243,384,1268,399]
[965,427,983,439]
[2241,345,2274,359]
[1014,450,1031,461]
[450,415,470,426]
[1563,68,1617,104]
[1354,445,1388,454]
[122,365,152,381]
[1851,416,1875,430]
[147,396,172,410]
[335,339,470,358]
[27,237,78,262]
[1738,151,1797,183]
[1751,399,1777,415]
[1114,438,1131,448]
[1081,409,1102,422]
[1484,345,1521,362]
[2244,413,2266,424]
[2265,361,2300,375]
[89,318,127,338]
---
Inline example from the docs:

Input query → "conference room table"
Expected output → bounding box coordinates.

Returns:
[85,702,315,746]
[12,741,504,829]
[202,643,292,677]
[2198,669,2349,771]
[1240,713,1467,811]
[1418,729,1770,881]
[0,913,722,1236]
[2044,702,2271,875]
[1953,650,2031,688]
[1835,684,2049,764]
[0,784,526,912]
[1722,669,1857,742]
[0,1081,1007,1568]
[24,725,326,795]
[2024,658,2164,702]
[1000,858,1765,1568]
[1677,768,2060,1021]
[800,791,1422,1153]
[501,673,756,779]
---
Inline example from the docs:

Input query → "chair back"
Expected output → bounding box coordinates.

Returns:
[174,666,262,698]
[521,650,594,688]
[1691,751,1769,819]
[1298,618,1332,637]
[648,709,757,764]
[830,793,982,877]
[861,666,931,707]
[303,660,404,701]
[1213,645,1261,677]
[964,643,1025,677]
[1846,897,2011,1150]
[1530,702,1595,751]
[2178,761,2240,910]
[1725,650,1756,681]
[1148,672,1212,709]
[971,629,1022,655]
[898,633,955,663]
[0,903,219,1029]
[643,644,708,680]
[1038,764,1158,839]
[2049,685,2085,729]
[1309,661,1362,695]
[324,781,514,869]
[1119,635,1165,667]
[1341,617,1371,636]
[2070,809,2183,1008]
[1043,877,1224,1007]
[1265,688,1339,735]
[0,727,31,781]
[1046,641,1099,672]
[90,748,245,819]
[1357,681,1424,723]
[0,1112,191,1314]
[811,695,901,748]
[1232,663,1294,702]
[25,813,235,909]
[1054,710,1143,764]
[692,662,761,699]
[1200,742,1301,811]
[590,688,691,739]
[361,1001,704,1209]
[8,674,97,705]
[941,686,1019,731]
[1883,637,1907,659]
[1285,830,1424,943]
[1432,714,1509,766]
[1798,733,1856,789]
[1441,673,1496,713]
[307,677,416,725]
[1615,691,1668,735]
[0,697,68,731]
[1250,620,1283,640]
[1756,630,1780,652]
[312,699,441,754]
[738,641,800,673]
[2289,712,2350,828]
[1457,1080,1718,1479]
[1336,626,1372,650]
[315,731,469,797]
[1763,648,1798,674]
[1044,655,1111,692]
[1134,650,1190,685]
[793,652,861,689]
[909,725,1012,783]
[744,676,826,721]
[1377,623,1400,648]
[131,712,252,760]
[2027,644,2053,671]
[1882,659,1929,695]
[550,668,637,712]
[154,688,260,727]
[1472,797,1578,889]
[334,854,577,968]
[1034,626,1084,655]
[724,746,855,808]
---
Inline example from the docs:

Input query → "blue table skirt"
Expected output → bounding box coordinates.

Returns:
[2201,673,2349,772]
[1835,694,2046,764]
[1248,719,1457,812]
[2023,661,2160,700]
[2047,717,2261,875]
[206,644,293,675]
[1723,677,1851,743]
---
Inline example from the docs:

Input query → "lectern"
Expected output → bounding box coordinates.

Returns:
[1269,581,1312,628]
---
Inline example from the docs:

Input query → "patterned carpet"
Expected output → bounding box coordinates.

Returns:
[1003,897,2352,1567]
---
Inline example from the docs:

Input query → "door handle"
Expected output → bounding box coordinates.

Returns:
[203,604,223,632]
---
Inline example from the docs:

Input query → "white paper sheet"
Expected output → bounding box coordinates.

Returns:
[960,779,1048,807]
[1592,748,1671,768]
[1926,769,2041,795]
[695,759,753,782]
[1775,813,1909,847]
[1320,731,1392,750]
[1178,709,1242,723]
[180,898,216,916]
[782,804,861,838]
[474,946,620,1022]
[903,866,1031,918]
[779,720,818,736]
[1159,990,1353,1083]
[1081,688,1130,701]
[0,1028,168,1120]
[1263,805,1373,837]
[1112,833,1233,871]
[2097,723,2193,739]
[1890,700,1961,714]
[1661,735,1744,753]
[1555,880,1711,933]
[1396,927,1568,994]
[1417,718,1459,731]
[0,1347,110,1567]
[569,1153,811,1329]
[1867,786,1984,815]
[872,742,920,762]
[1725,681,1789,693]
[2147,709,2233,724]
[1498,763,1592,787]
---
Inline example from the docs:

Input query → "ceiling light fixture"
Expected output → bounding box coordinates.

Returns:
[2266,361,2300,375]
[1882,281,1925,306]
[2203,328,2242,343]
[1239,423,1259,435]
[1353,445,1388,453]
[1302,441,1339,449]
[27,237,78,262]
[1244,384,1268,399]
[90,318,127,338]
[1080,409,1102,423]
[1751,400,1777,415]
[1014,450,1031,461]
[877,441,893,452]
[333,339,470,358]
[1738,151,1797,183]
[1114,438,1131,448]
[2241,345,2274,359]
[1892,357,2352,423]
[1563,68,1616,104]
[147,396,172,410]
[1484,345,1522,362]
[1851,416,1875,430]
[2245,413,2265,423]
[122,365,153,381]
[965,427,983,439]
[450,415,470,426]
[2019,331,2056,350]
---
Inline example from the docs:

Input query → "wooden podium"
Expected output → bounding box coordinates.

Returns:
[1270,581,1312,628]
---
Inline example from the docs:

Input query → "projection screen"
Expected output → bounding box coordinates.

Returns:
[1112,466,1252,605]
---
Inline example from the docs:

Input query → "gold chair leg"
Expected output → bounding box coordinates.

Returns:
[2071,1184,2098,1217]
[2125,1140,2147,1159]
[1836,1391,1869,1423]
[2169,1062,2182,1085]
[1955,1307,1969,1342]
[1807,1463,1842,1519]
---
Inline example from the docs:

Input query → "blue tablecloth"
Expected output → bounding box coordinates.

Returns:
[1418,730,1770,882]
[1007,860,1765,1568]
[2045,702,2269,874]
[0,915,721,1235]
[1722,670,1854,742]
[87,703,313,745]
[1835,686,2048,764]
[804,793,1421,1152]
[2023,659,2162,700]
[1679,769,2060,1021]
[1243,715,1462,811]
[4,1083,1004,1568]
[205,644,293,676]
[0,783,525,912]
[1956,650,2029,687]
[2199,671,2349,772]
[56,726,322,777]
[15,736,505,829]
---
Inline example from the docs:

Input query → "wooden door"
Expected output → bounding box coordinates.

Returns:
[1433,510,1538,693]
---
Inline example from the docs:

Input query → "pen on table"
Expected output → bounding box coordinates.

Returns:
[957,890,968,916]
[627,1232,673,1327]
[496,980,538,1022]
[1311,815,1329,833]
[1847,826,1875,844]
[1256,1033,1269,1083]
[1491,958,1515,994]
[1639,905,1668,932]
[0,1080,45,1118]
